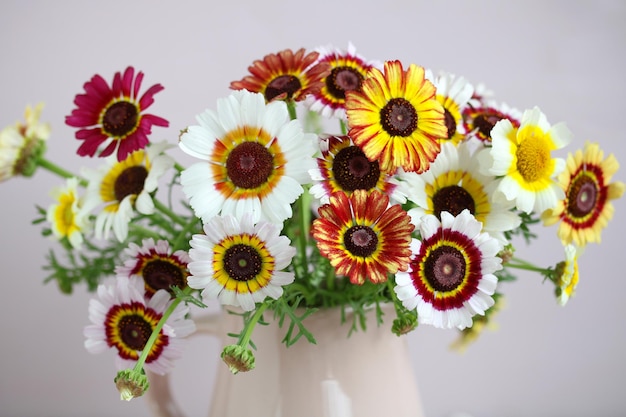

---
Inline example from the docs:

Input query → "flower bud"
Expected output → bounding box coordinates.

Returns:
[221,344,256,374]
[114,369,150,401]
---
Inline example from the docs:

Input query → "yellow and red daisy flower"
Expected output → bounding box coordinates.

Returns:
[309,134,404,204]
[66,66,169,161]
[306,43,382,119]
[542,142,625,246]
[394,210,502,330]
[345,60,448,173]
[84,276,195,375]
[462,101,521,143]
[230,48,330,103]
[311,189,414,285]
[187,213,296,311]
[117,238,190,298]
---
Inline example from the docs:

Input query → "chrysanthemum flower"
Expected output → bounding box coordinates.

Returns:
[480,106,572,214]
[463,101,521,144]
[84,276,195,375]
[179,90,316,225]
[554,244,582,306]
[309,134,404,205]
[117,238,191,298]
[66,66,169,161]
[345,60,447,173]
[0,103,50,182]
[311,189,414,285]
[82,141,174,242]
[402,142,520,243]
[230,48,330,103]
[542,142,625,246]
[46,177,90,249]
[394,210,503,330]
[187,213,296,311]
[306,42,382,119]
[428,71,474,145]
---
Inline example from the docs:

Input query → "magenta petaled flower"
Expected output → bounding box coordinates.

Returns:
[66,66,169,161]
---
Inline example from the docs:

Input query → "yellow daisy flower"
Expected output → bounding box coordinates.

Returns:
[345,60,447,173]
[542,142,625,246]
[46,177,90,249]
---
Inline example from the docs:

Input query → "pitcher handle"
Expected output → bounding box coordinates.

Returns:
[144,311,222,417]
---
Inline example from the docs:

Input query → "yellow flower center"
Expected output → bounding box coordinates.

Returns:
[55,192,77,235]
[515,132,551,182]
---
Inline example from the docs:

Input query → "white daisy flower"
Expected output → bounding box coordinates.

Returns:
[428,71,474,145]
[402,141,520,244]
[555,244,583,306]
[480,106,572,214]
[187,212,296,311]
[116,238,190,298]
[83,276,195,375]
[46,177,91,249]
[179,90,316,225]
[82,141,174,242]
[305,42,383,120]
[394,210,503,330]
[0,103,50,182]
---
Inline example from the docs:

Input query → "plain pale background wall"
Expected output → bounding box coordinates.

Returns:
[1,1,625,416]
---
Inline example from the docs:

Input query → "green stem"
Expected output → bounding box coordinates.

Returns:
[286,100,298,121]
[173,162,185,173]
[153,199,187,227]
[295,190,311,280]
[506,257,550,273]
[133,287,191,372]
[128,224,164,241]
[237,302,269,347]
[171,215,201,252]
[325,265,335,293]
[339,119,348,135]
[37,157,86,185]
[386,279,403,316]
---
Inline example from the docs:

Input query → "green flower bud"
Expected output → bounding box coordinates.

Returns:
[221,344,256,374]
[114,369,150,401]
[392,313,418,336]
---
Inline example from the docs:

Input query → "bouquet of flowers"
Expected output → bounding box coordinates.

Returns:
[3,43,623,401]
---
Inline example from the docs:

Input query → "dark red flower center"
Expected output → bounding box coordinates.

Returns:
[224,244,263,282]
[344,225,378,257]
[226,141,274,189]
[114,166,148,202]
[265,75,302,101]
[467,108,511,141]
[424,245,466,292]
[326,67,364,100]
[332,145,380,192]
[443,109,456,139]
[432,186,476,219]
[380,98,418,137]
[103,101,139,138]
[118,314,153,350]
[567,175,598,218]
[143,259,186,296]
